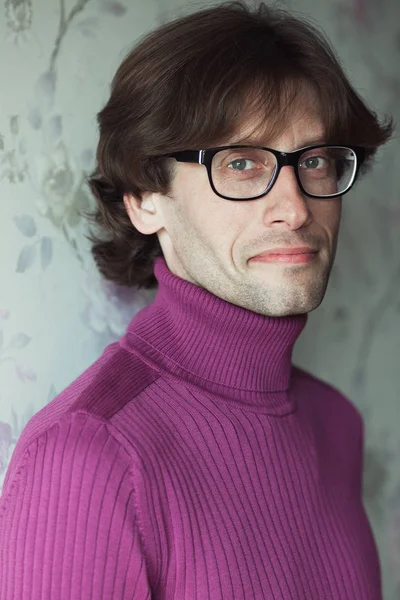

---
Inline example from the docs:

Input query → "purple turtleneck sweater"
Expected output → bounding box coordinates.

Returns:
[0,257,381,599]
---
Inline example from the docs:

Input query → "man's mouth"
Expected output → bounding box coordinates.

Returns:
[249,247,318,264]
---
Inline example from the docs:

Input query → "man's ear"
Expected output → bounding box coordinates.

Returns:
[123,192,164,235]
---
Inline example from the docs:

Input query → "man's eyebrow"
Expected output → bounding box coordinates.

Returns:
[294,138,328,148]
[226,136,327,148]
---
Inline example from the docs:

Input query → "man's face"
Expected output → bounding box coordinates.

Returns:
[147,102,342,317]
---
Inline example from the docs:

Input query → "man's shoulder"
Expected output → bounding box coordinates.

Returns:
[16,342,161,456]
[292,364,363,423]
[71,342,161,419]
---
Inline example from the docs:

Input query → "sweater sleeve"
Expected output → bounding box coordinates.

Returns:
[0,411,151,600]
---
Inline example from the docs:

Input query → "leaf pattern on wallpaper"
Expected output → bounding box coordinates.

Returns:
[5,0,33,43]
[9,333,31,350]
[13,214,37,237]
[6,0,128,262]
[15,363,37,383]
[34,141,91,233]
[10,115,19,136]
[0,116,29,183]
[40,237,53,269]
[99,0,127,16]
[0,145,28,183]
[13,214,54,273]
[0,314,36,387]
[16,243,37,273]
[75,17,99,38]
[35,71,57,112]
[49,0,93,72]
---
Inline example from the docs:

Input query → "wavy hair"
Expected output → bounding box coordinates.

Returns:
[87,1,393,288]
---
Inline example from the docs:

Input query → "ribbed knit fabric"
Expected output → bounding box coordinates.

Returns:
[0,257,382,599]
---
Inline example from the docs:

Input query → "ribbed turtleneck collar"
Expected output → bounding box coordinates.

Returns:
[122,257,308,415]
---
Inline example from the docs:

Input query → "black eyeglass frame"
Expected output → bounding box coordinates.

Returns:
[164,144,366,201]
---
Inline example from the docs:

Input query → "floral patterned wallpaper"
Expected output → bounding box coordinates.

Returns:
[0,0,399,597]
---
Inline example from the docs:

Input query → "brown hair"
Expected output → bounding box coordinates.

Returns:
[88,1,393,289]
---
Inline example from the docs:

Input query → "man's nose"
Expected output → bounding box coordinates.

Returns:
[262,165,312,230]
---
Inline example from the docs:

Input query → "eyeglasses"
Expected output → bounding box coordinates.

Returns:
[164,144,366,201]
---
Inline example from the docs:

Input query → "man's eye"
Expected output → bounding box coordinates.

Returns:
[300,156,328,169]
[227,158,257,171]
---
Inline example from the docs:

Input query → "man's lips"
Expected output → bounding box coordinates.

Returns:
[249,247,318,264]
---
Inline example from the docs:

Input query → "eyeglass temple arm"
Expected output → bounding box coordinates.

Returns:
[165,150,202,163]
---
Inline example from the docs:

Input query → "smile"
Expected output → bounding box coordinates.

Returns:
[249,247,318,264]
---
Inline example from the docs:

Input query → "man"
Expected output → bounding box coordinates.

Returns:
[0,3,393,599]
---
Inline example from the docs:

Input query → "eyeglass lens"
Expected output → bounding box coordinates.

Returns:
[211,146,357,199]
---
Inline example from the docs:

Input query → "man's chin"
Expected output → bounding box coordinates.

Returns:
[267,299,321,317]
[246,264,330,313]
[252,304,310,318]
[242,278,328,317]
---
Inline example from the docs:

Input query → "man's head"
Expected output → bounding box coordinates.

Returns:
[89,2,392,316]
